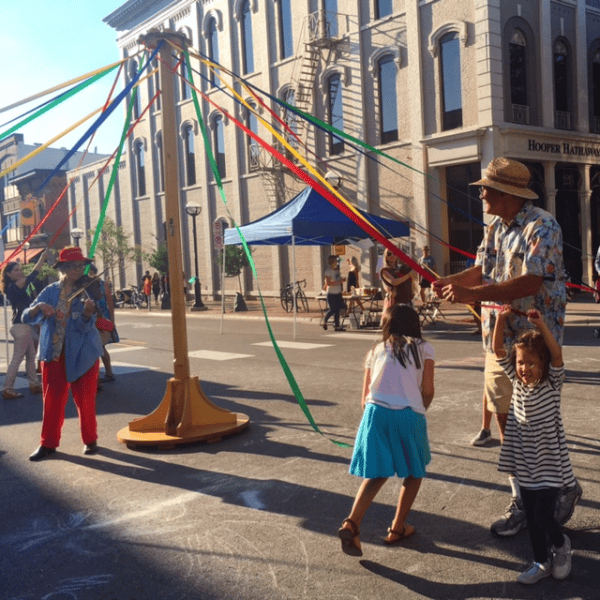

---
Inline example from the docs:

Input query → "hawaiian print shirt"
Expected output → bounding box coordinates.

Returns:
[475,201,566,353]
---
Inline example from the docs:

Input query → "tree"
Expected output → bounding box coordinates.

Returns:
[87,218,148,284]
[216,245,253,293]
[148,242,169,274]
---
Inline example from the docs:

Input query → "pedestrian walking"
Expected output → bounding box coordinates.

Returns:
[493,307,574,584]
[152,272,161,306]
[323,255,346,331]
[337,304,435,556]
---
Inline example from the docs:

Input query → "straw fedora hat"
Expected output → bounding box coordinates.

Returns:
[471,158,538,200]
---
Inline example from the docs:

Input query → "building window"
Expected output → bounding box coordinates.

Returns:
[247,104,260,171]
[378,55,398,144]
[208,17,219,88]
[323,0,338,38]
[134,141,146,197]
[241,0,254,75]
[375,0,393,20]
[327,74,344,155]
[509,28,529,123]
[283,88,299,149]
[130,59,142,120]
[214,116,226,178]
[156,132,164,193]
[591,46,600,133]
[153,59,161,111]
[554,40,571,130]
[278,0,294,60]
[440,32,462,130]
[180,60,192,101]
[183,125,196,186]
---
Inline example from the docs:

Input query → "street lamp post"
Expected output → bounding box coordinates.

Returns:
[23,241,30,264]
[185,203,206,310]
[71,227,84,247]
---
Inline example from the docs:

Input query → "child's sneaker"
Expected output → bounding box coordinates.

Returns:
[517,560,551,584]
[490,496,527,536]
[470,428,492,446]
[552,534,572,580]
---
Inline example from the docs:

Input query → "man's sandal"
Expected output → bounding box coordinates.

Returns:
[338,518,363,557]
[384,523,416,545]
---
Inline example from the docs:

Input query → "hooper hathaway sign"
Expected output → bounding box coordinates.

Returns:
[528,139,600,157]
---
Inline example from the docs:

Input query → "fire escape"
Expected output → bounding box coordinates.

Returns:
[255,10,344,210]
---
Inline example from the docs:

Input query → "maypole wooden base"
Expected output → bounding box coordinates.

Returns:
[117,376,249,449]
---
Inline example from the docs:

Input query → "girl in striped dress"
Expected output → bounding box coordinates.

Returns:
[493,307,575,585]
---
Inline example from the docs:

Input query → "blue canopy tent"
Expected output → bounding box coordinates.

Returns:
[223,186,409,337]
[223,186,409,246]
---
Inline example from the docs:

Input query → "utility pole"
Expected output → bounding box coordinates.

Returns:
[117,29,248,448]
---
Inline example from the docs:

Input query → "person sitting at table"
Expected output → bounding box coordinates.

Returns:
[345,256,365,316]
[380,247,414,321]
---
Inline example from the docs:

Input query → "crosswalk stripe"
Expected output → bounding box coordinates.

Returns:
[188,350,253,361]
[252,341,333,350]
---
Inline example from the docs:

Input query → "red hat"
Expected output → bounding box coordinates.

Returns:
[55,246,93,266]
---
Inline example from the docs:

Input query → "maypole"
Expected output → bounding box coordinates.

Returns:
[117,29,249,448]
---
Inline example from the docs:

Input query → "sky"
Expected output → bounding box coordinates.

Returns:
[1,0,130,156]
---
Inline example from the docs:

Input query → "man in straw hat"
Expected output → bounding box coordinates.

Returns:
[433,158,582,537]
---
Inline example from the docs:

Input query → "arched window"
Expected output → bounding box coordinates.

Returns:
[156,132,164,193]
[214,115,226,178]
[278,0,293,59]
[591,45,600,133]
[440,32,462,130]
[328,74,344,155]
[378,55,398,143]
[246,104,260,171]
[183,125,196,186]
[208,17,219,88]
[130,59,142,120]
[134,141,146,197]
[240,0,254,75]
[554,40,570,129]
[375,0,393,20]
[180,60,192,101]
[509,28,529,123]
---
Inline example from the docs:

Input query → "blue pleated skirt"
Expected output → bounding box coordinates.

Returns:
[350,403,431,479]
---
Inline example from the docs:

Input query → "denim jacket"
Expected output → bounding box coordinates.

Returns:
[23,282,104,382]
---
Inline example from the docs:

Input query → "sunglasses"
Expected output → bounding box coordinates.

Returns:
[63,262,85,270]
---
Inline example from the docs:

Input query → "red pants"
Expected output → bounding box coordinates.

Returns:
[40,354,99,448]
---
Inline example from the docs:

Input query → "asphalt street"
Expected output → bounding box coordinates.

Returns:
[1,297,599,600]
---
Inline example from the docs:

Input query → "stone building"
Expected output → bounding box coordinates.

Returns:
[68,0,600,296]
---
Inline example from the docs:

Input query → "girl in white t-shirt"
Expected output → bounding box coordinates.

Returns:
[338,304,435,556]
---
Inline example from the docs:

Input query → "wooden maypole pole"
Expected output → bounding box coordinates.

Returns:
[117,29,249,448]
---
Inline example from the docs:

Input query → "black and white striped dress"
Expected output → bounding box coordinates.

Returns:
[498,356,576,489]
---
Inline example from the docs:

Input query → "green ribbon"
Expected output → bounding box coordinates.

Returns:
[184,50,350,449]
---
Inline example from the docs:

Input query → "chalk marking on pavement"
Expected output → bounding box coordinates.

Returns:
[328,332,380,341]
[188,350,254,361]
[104,346,144,354]
[252,341,333,350]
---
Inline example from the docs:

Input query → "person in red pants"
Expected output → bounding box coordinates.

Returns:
[23,247,104,461]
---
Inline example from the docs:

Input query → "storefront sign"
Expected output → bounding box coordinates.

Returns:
[528,139,600,157]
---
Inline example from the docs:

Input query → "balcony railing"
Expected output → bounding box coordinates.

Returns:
[512,104,530,124]
[555,110,571,130]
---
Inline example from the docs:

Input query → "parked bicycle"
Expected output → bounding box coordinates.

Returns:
[115,284,148,309]
[280,279,309,313]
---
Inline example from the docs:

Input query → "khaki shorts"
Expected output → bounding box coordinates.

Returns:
[484,352,513,414]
